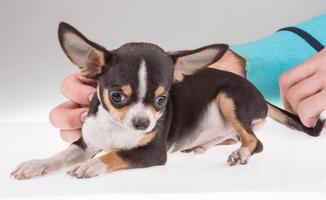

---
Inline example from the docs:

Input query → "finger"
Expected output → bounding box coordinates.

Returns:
[296,90,326,127]
[61,73,97,105]
[60,129,81,143]
[280,48,326,109]
[49,100,89,130]
[281,57,318,90]
[77,73,97,86]
[280,64,316,113]
[285,74,322,112]
[208,50,246,77]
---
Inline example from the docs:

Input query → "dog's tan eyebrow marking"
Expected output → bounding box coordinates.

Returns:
[121,85,132,97]
[155,86,166,98]
[102,88,133,122]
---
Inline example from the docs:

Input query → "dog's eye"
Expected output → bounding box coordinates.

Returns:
[155,95,167,108]
[110,91,126,104]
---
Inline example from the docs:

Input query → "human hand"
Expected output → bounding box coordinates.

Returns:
[280,48,326,128]
[208,50,246,77]
[49,73,97,143]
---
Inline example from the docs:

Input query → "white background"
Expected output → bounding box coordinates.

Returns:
[0,0,326,199]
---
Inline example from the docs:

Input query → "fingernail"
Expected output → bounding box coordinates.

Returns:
[80,112,88,122]
[303,120,312,128]
[88,93,95,102]
[303,117,316,128]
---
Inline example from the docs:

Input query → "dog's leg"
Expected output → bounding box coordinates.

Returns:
[218,138,239,145]
[187,137,238,154]
[67,138,167,179]
[11,139,99,180]
[217,93,264,166]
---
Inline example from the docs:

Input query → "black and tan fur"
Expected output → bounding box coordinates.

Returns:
[11,22,324,180]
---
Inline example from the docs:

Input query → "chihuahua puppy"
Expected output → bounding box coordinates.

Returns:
[11,22,324,180]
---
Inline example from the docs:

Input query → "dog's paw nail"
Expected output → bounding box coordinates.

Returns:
[10,160,49,180]
[67,159,106,179]
[227,147,251,166]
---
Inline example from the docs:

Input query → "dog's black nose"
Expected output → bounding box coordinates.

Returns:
[132,118,150,130]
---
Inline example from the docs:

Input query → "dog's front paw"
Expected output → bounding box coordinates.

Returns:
[11,159,49,180]
[227,147,251,166]
[67,158,107,179]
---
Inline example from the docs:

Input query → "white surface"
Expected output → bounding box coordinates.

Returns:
[1,119,326,199]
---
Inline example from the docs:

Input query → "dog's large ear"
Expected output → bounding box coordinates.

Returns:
[170,44,228,81]
[58,22,109,78]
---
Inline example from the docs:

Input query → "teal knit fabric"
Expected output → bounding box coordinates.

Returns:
[230,14,326,107]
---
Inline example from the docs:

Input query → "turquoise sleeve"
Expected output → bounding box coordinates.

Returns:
[230,14,326,107]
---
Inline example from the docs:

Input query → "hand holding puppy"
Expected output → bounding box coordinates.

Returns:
[280,48,326,128]
[49,73,96,143]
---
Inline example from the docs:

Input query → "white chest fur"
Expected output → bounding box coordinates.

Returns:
[82,106,146,151]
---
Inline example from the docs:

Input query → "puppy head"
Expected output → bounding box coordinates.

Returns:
[58,22,228,133]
